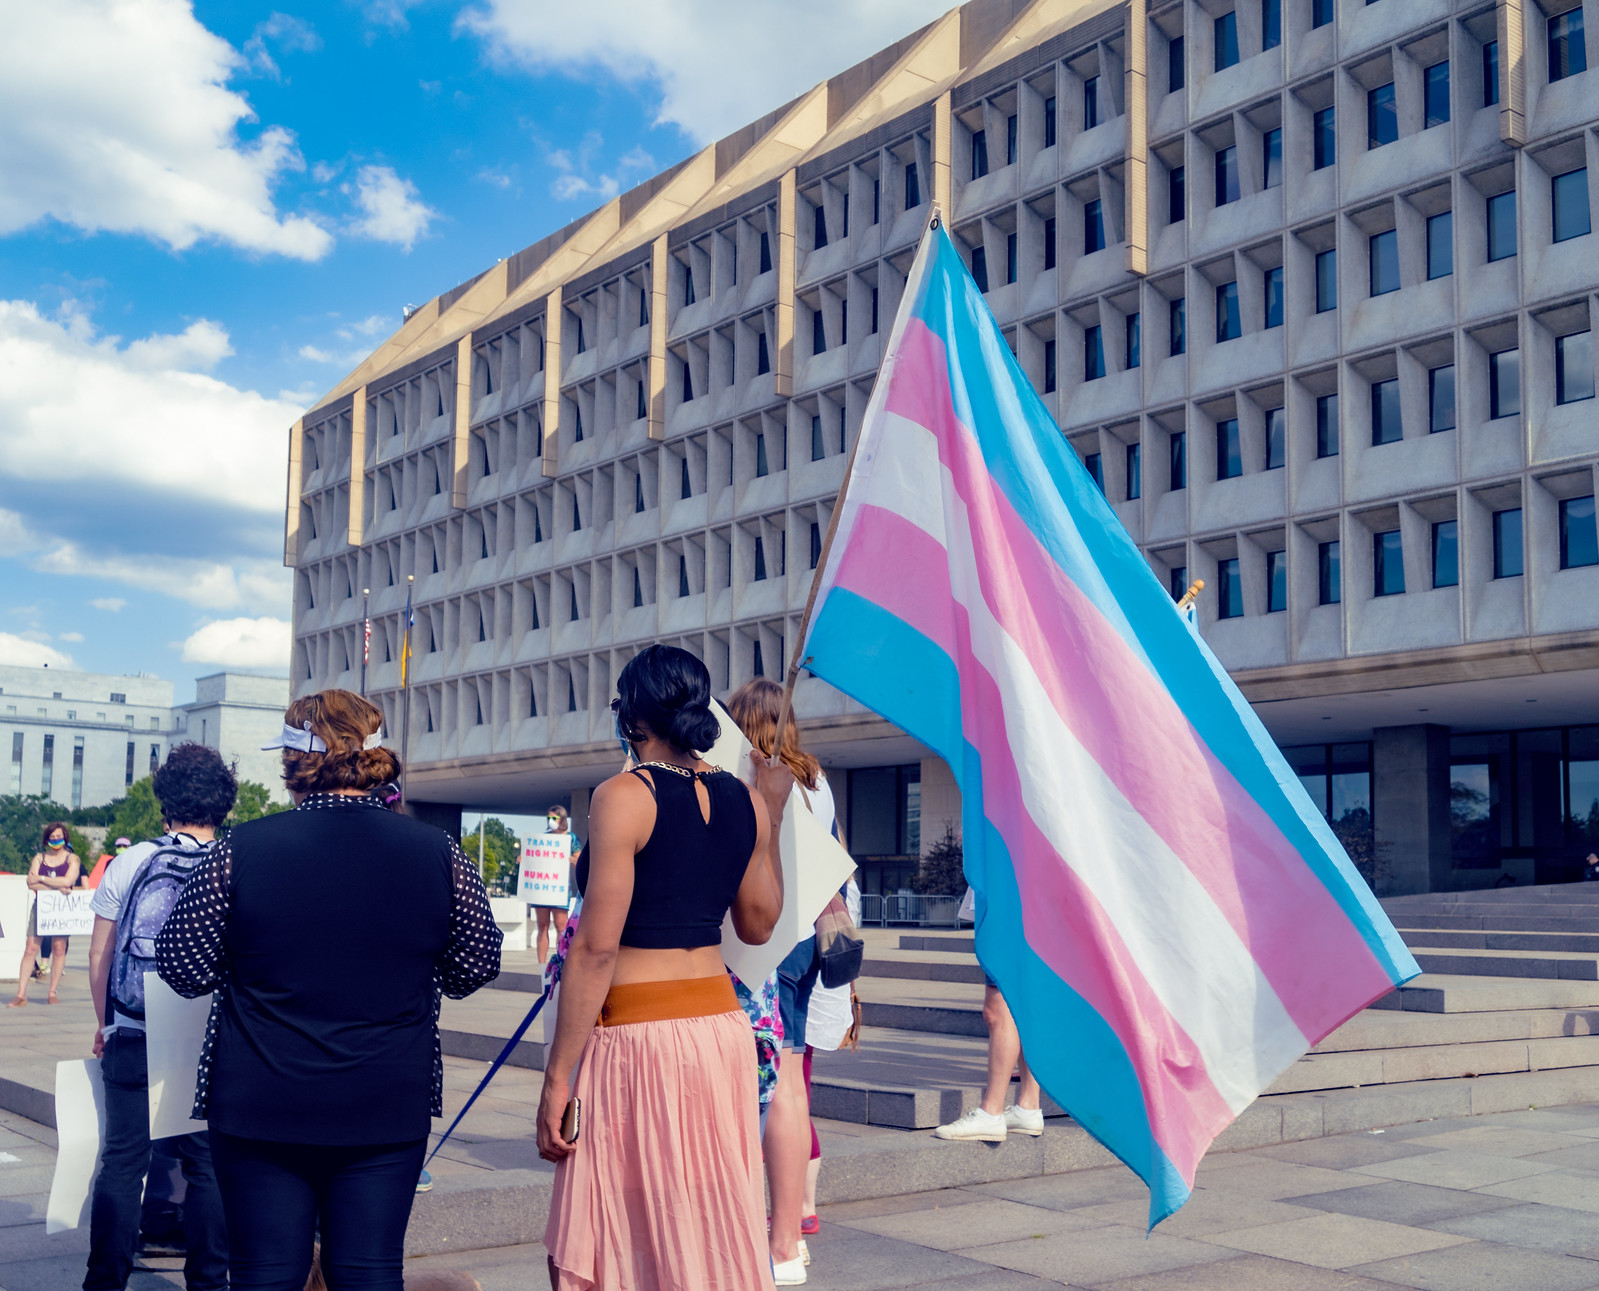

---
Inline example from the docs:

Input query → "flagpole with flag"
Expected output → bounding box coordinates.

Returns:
[400,575,414,799]
[360,588,371,696]
[784,216,1420,1226]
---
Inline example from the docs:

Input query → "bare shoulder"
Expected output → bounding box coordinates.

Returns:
[592,767,656,810]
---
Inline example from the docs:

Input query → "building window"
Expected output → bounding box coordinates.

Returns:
[1313,106,1336,169]
[1267,549,1288,611]
[1170,431,1188,489]
[1549,7,1587,82]
[812,414,826,461]
[1085,199,1106,253]
[1006,231,1018,284]
[1490,348,1520,418]
[1084,325,1106,379]
[1429,364,1456,432]
[1170,564,1189,599]
[971,244,989,292]
[845,764,922,870]
[10,733,22,796]
[1265,406,1286,469]
[1487,190,1517,261]
[1493,508,1524,578]
[1424,62,1450,127]
[1371,377,1401,444]
[1044,216,1057,269]
[1216,281,1241,342]
[1561,495,1599,567]
[1483,40,1500,106]
[1319,540,1341,604]
[871,288,879,333]
[1006,113,1017,166]
[810,522,822,569]
[1084,76,1101,130]
[1169,165,1185,224]
[71,736,84,810]
[1043,338,1058,393]
[1369,229,1399,295]
[1169,36,1185,92]
[1316,248,1337,311]
[1085,451,1104,492]
[755,432,769,477]
[1218,557,1244,618]
[813,201,829,248]
[1427,211,1453,278]
[970,128,989,180]
[1367,83,1397,148]
[1263,127,1283,189]
[759,230,773,273]
[1126,441,1142,499]
[1317,392,1339,458]
[124,739,134,788]
[1312,0,1333,28]
[756,331,770,375]
[1215,11,1239,70]
[42,733,53,801]
[1215,145,1240,206]
[904,161,921,210]
[1169,296,1186,355]
[1216,417,1242,479]
[1044,96,1058,147]
[1558,331,1595,404]
[1553,168,1591,242]
[150,745,160,776]
[1263,0,1281,50]
[1125,313,1141,369]
[1432,519,1460,588]
[872,179,880,224]
[1374,529,1405,596]
[109,692,125,704]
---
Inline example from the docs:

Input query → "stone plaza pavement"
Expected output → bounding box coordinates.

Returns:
[16,1097,1599,1289]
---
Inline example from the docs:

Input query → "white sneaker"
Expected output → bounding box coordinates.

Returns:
[772,1253,807,1285]
[1004,1105,1044,1137]
[798,1238,810,1267]
[934,1106,1007,1142]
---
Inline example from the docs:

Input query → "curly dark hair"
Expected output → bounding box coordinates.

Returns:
[279,689,401,794]
[153,743,239,828]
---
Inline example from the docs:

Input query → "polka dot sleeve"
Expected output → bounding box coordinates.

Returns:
[436,836,503,999]
[154,839,233,998]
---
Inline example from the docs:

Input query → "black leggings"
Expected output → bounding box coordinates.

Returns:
[211,1132,426,1291]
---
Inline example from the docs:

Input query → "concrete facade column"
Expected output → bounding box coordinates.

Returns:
[450,336,472,506]
[347,386,367,545]
[1373,723,1453,895]
[932,90,953,217]
[918,755,961,857]
[647,234,669,439]
[774,170,797,398]
[1124,0,1149,277]
[541,287,562,476]
[1498,0,1527,146]
[283,417,303,566]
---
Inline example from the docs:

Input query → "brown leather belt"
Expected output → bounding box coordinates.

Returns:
[597,974,740,1027]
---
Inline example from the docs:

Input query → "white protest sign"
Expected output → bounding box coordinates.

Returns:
[144,973,210,1139]
[518,835,573,908]
[0,875,30,981]
[35,890,95,937]
[703,699,858,987]
[47,1059,105,1233]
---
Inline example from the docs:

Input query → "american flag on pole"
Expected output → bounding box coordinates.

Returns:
[798,222,1419,1225]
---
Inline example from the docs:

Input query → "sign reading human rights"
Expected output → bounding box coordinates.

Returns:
[518,836,572,908]
[35,890,95,937]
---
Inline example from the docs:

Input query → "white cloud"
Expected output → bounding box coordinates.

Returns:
[476,167,513,190]
[31,541,290,615]
[0,0,332,258]
[58,632,85,643]
[182,617,292,668]
[0,631,73,669]
[243,13,322,79]
[457,0,955,144]
[0,300,298,516]
[546,136,654,203]
[347,165,435,250]
[91,598,127,612]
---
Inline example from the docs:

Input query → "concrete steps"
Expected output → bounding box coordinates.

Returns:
[1408,946,1599,980]
[1393,927,1599,953]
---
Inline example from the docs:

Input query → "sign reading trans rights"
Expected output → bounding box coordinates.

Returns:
[36,891,95,937]
[518,836,572,908]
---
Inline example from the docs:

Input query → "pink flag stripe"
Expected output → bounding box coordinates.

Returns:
[833,509,1234,1176]
[875,321,1399,1042]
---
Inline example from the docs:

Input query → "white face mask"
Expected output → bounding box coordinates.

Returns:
[547,816,562,833]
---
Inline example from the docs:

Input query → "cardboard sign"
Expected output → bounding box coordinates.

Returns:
[518,835,573,908]
[144,973,210,1139]
[0,874,30,980]
[46,1059,105,1233]
[35,889,95,937]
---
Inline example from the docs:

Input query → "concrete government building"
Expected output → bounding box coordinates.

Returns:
[0,666,291,809]
[289,0,1599,895]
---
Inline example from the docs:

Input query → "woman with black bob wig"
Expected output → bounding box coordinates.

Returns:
[539,644,791,1290]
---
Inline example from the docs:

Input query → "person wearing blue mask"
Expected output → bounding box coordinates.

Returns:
[8,822,80,1006]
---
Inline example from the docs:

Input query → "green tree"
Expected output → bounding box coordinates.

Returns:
[462,817,522,895]
[912,825,965,895]
[103,778,165,847]
[227,781,290,826]
[0,796,96,874]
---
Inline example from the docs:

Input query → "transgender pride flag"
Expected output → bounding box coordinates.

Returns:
[801,223,1419,1225]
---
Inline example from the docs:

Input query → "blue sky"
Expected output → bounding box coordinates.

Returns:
[0,0,950,700]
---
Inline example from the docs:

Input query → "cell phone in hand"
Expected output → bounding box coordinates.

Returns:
[560,1096,581,1144]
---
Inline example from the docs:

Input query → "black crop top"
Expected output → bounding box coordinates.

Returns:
[574,765,759,950]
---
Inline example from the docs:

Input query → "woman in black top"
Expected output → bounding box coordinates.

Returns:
[155,689,501,1291]
[539,645,788,1290]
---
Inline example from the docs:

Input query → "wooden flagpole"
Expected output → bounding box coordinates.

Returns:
[773,211,944,742]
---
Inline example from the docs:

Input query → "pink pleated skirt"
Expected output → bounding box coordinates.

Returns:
[544,976,776,1291]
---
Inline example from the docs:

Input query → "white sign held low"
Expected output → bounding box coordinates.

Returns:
[36,890,95,938]
[144,973,210,1139]
[46,1059,105,1233]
